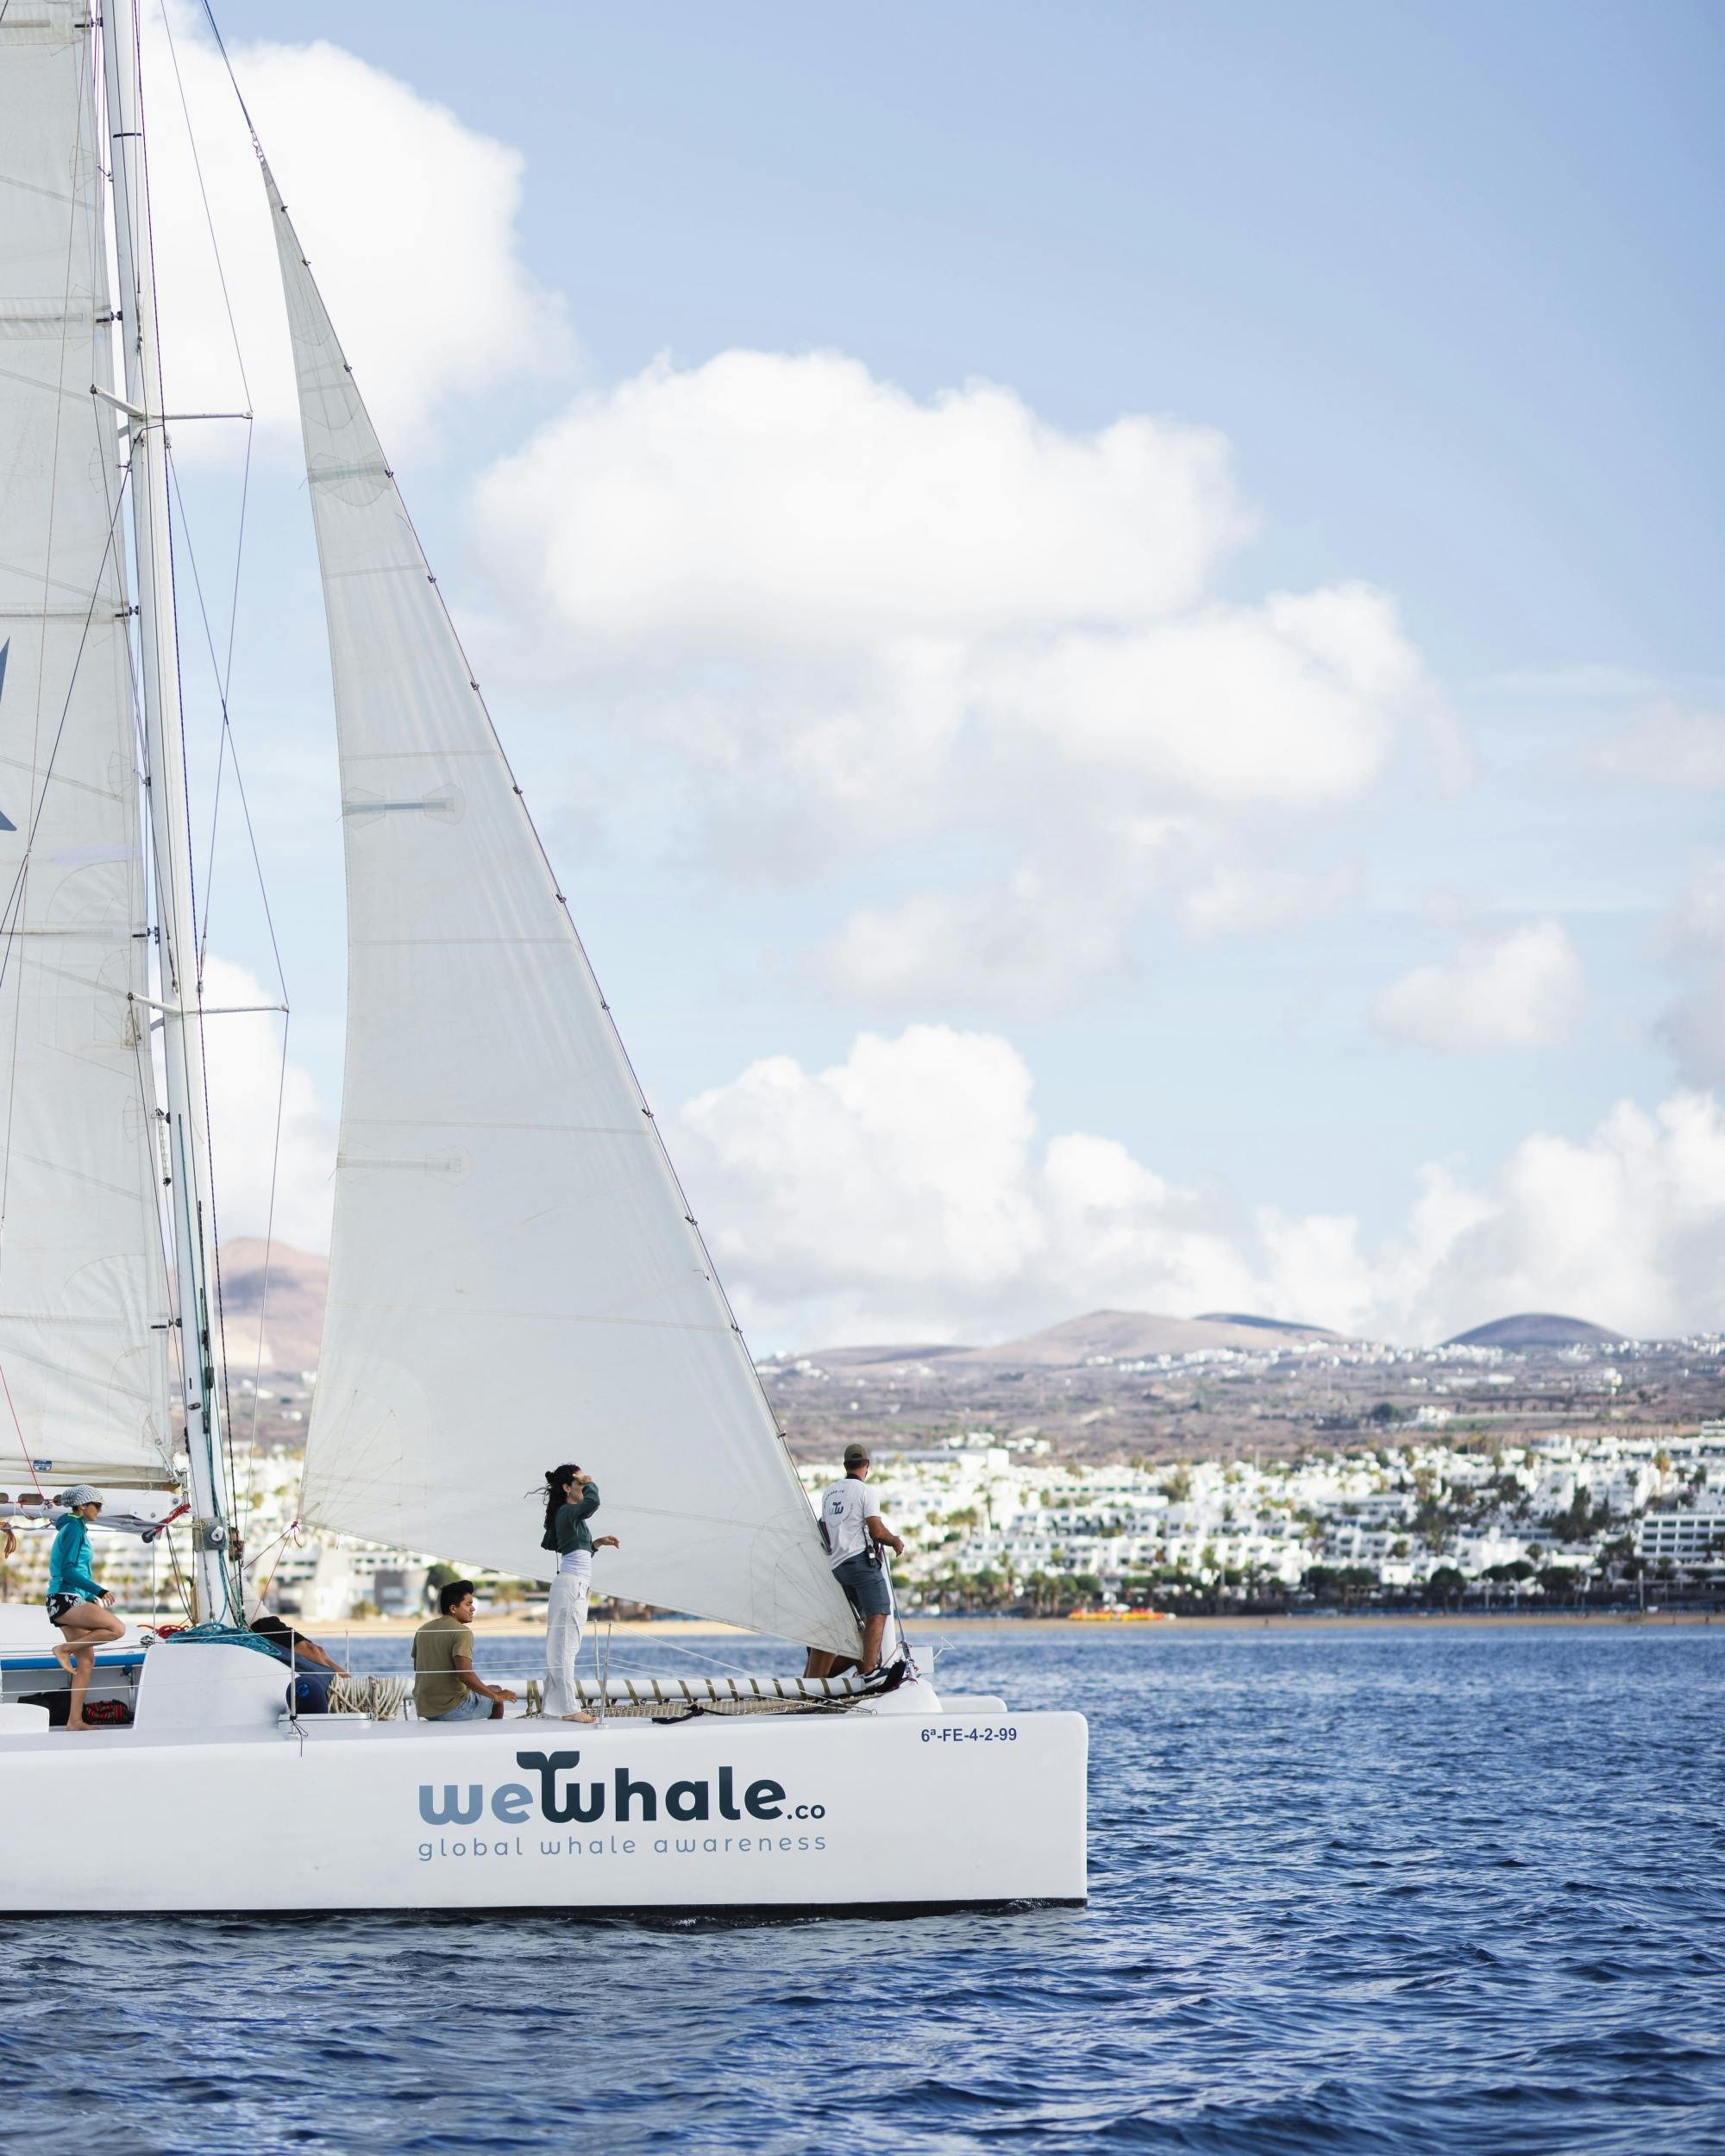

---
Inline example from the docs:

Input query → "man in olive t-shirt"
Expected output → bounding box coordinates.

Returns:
[412,1580,518,1721]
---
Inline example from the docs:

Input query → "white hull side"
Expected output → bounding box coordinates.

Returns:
[0,1708,1087,1914]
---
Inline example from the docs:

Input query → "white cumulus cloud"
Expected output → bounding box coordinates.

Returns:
[198,956,334,1253]
[141,3,568,454]
[1177,858,1359,940]
[676,1025,1255,1343]
[1373,919,1585,1054]
[1401,1094,1725,1341]
[819,818,1182,1012]
[820,874,1120,1016]
[1658,855,1725,1086]
[980,584,1422,810]
[468,348,1445,1004]
[672,1024,1725,1348]
[1590,701,1725,788]
[472,351,1249,653]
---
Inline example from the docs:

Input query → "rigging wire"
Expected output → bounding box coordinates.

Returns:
[165,442,281,997]
[241,1514,303,1608]
[89,9,196,1515]
[241,1012,292,1526]
[162,423,286,1564]
[160,1514,197,1624]
[99,0,244,1620]
[593,1628,762,1684]
[129,1027,187,1491]
[155,0,267,986]
[203,664,284,993]
[0,449,141,1520]
[193,0,847,1646]
[0,470,135,983]
[166,8,295,1531]
[223,426,254,704]
[153,0,285,1547]
[0,3,260,1580]
[195,0,261,150]
[112,382,228,1600]
[162,443,248,1525]
[116,452,197,1510]
[98,126,196,1525]
[156,437,246,1582]
[132,28,207,1022]
[112,0,225,1604]
[158,0,253,416]
[263,189,850,1632]
[177,10,331,1576]
[1,1365,47,1503]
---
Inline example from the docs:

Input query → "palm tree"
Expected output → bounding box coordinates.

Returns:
[1426,1565,1466,1611]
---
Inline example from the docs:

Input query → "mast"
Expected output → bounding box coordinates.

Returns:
[100,1,236,1623]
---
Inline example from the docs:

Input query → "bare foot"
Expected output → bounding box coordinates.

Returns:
[52,1644,73,1675]
[560,1711,595,1724]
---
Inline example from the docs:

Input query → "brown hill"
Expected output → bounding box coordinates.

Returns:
[794,1309,1346,1373]
[949,1309,1343,1367]
[1195,1311,1344,1338]
[1445,1312,1620,1350]
[213,1238,328,1375]
[783,1340,975,1371]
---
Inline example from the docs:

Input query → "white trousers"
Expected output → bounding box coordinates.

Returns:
[544,1565,591,1717]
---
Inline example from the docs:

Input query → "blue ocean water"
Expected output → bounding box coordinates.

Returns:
[2,1624,1722,2154]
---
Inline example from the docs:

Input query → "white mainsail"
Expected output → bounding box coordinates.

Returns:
[272,170,860,1653]
[0,4,170,1484]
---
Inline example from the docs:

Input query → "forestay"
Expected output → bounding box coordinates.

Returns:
[0,6,170,1481]
[270,169,859,1655]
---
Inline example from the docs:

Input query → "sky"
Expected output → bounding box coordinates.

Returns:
[139,0,1725,1348]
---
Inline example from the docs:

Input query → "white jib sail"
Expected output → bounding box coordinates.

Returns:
[0,5,171,1482]
[270,170,860,1654]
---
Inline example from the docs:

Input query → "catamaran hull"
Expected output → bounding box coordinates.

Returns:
[0,1707,1088,1914]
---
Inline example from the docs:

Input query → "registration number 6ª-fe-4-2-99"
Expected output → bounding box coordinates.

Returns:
[920,1725,1019,1743]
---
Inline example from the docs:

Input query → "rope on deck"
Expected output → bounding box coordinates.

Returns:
[328,1674,408,1720]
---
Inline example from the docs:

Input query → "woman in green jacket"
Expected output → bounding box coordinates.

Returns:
[540,1463,619,1720]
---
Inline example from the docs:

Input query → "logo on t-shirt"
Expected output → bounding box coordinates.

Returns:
[823,1481,877,1566]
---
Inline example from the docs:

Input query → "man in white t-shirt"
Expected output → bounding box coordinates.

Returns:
[805,1444,904,1679]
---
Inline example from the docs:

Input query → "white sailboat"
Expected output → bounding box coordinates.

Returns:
[0,1,1085,1913]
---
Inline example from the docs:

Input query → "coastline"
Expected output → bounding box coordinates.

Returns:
[270,1609,1722,1639]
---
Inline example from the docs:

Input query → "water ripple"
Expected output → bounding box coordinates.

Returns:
[2,1627,1723,2153]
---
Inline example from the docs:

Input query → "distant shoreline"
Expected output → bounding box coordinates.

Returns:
[273,1609,1722,1639]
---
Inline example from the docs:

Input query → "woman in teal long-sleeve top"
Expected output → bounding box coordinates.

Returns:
[47,1486,124,1729]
